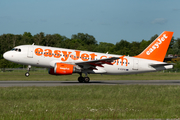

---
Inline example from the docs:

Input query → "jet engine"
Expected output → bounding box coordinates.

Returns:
[49,63,81,75]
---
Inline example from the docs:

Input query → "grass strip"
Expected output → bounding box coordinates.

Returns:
[0,85,180,119]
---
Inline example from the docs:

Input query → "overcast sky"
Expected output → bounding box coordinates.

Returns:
[0,0,180,44]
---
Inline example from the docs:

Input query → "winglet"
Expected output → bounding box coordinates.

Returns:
[135,31,174,62]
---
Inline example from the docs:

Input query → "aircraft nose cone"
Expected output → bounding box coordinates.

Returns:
[3,52,10,60]
[3,52,7,59]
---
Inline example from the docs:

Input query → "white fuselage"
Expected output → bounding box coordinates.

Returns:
[3,45,173,75]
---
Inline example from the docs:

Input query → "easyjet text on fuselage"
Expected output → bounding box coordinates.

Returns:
[34,48,129,66]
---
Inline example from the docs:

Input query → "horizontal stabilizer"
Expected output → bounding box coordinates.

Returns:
[149,63,174,67]
[149,63,174,70]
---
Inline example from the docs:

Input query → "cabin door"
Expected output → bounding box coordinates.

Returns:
[27,46,34,58]
[133,59,138,70]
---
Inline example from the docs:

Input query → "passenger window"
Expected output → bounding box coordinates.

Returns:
[18,49,21,52]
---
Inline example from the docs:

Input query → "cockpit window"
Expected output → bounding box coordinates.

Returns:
[11,48,21,52]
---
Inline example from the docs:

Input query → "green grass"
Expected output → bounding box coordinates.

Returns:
[0,85,180,119]
[0,70,180,81]
[1,70,180,119]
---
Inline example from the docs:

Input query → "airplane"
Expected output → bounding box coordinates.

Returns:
[3,31,174,83]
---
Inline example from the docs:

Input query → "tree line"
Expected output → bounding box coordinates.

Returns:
[0,32,180,68]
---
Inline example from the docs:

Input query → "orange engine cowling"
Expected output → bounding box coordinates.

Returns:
[49,63,76,75]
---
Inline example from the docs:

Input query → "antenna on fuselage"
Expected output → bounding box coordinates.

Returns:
[32,43,34,45]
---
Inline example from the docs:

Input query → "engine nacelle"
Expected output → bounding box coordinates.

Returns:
[49,63,80,75]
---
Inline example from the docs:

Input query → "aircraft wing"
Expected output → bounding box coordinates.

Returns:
[75,57,120,69]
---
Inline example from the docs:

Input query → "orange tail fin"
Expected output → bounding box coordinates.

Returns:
[135,31,174,62]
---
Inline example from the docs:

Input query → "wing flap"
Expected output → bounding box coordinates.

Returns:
[75,57,119,68]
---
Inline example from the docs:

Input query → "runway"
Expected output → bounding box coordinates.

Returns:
[1,80,180,87]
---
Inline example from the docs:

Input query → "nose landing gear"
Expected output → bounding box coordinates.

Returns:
[25,65,31,77]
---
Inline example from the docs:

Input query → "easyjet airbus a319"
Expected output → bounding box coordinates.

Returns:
[3,31,174,83]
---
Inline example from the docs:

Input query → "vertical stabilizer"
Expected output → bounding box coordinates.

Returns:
[135,31,173,62]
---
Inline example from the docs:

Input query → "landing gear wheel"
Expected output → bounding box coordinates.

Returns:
[78,73,90,83]
[25,65,31,77]
[84,77,90,83]
[25,72,30,77]
[78,77,84,83]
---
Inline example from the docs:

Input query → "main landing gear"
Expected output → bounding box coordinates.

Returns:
[25,65,31,77]
[78,73,90,83]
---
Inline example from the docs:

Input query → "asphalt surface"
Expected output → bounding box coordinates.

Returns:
[1,80,180,87]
